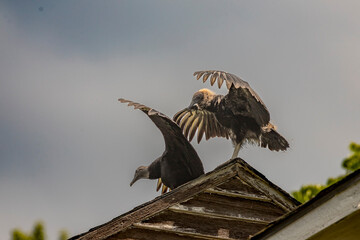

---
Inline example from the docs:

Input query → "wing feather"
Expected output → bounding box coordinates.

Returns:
[173,108,230,142]
[119,98,186,149]
[193,70,267,105]
[213,115,222,137]
[188,114,201,142]
[218,72,225,88]
[119,98,150,111]
[180,112,193,129]
[193,70,270,126]
[210,73,217,86]
[194,71,205,80]
[203,112,211,140]
[197,112,206,143]
[225,78,232,89]
[173,109,182,124]
[203,72,211,82]
[173,109,188,125]
[183,114,197,139]
[208,113,217,138]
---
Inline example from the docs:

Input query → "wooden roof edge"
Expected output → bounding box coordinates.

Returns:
[168,205,269,224]
[132,223,237,240]
[204,188,272,202]
[234,159,300,211]
[250,168,360,240]
[69,159,240,240]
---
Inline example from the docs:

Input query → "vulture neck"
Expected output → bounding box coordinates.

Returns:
[148,157,161,179]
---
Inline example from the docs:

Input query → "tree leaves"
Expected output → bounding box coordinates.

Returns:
[292,142,360,203]
[342,142,360,173]
[11,222,67,240]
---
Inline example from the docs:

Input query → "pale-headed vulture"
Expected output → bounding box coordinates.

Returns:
[173,70,289,159]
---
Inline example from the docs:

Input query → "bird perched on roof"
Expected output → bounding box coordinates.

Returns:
[173,70,289,159]
[119,98,204,193]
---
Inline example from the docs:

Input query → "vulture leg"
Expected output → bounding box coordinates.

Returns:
[231,143,241,159]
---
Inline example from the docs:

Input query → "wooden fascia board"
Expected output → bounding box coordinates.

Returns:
[168,205,269,224]
[307,210,360,240]
[132,223,237,240]
[204,188,272,202]
[251,170,360,240]
[234,162,299,211]
[71,161,238,240]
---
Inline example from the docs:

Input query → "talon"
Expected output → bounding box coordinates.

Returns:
[156,178,162,192]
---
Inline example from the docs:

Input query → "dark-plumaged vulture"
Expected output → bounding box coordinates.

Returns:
[173,70,289,159]
[119,98,204,193]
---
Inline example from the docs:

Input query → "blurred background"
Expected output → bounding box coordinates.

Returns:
[1,1,359,239]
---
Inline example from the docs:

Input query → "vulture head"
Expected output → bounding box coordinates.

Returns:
[130,166,149,186]
[188,88,216,110]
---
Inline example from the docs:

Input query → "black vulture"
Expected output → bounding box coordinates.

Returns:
[119,98,204,193]
[173,70,289,159]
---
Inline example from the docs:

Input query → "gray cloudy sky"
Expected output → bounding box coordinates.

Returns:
[1,1,359,239]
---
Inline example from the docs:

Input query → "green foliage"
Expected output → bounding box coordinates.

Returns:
[326,175,345,186]
[342,142,360,172]
[11,222,68,240]
[291,184,325,203]
[12,230,31,240]
[292,142,360,203]
[32,223,45,240]
[11,222,45,240]
[58,230,68,240]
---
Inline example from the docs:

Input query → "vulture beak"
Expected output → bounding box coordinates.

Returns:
[188,101,200,110]
[130,174,140,186]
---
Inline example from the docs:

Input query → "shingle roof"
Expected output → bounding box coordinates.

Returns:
[70,158,300,240]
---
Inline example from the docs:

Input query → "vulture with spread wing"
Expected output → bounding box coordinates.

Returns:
[119,98,204,193]
[173,70,289,159]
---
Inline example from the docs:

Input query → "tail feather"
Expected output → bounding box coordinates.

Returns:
[261,126,289,151]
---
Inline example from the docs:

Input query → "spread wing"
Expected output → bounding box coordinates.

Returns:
[193,70,270,126]
[173,108,229,143]
[118,98,204,177]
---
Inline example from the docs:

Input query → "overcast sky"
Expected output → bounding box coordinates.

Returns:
[1,1,360,239]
